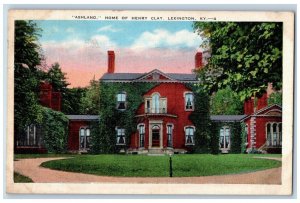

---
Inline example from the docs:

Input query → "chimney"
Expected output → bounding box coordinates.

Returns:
[107,50,115,73]
[195,52,203,70]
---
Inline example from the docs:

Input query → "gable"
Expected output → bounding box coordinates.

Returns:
[135,69,175,82]
[255,104,282,116]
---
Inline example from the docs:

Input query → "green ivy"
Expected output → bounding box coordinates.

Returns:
[40,107,69,153]
[187,84,214,153]
[91,82,157,153]
[268,92,282,106]
[240,122,247,153]
[211,121,243,154]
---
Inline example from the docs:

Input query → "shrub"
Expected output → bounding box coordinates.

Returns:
[40,107,69,153]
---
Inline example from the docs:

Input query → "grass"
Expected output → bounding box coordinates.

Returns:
[14,172,33,183]
[40,154,281,177]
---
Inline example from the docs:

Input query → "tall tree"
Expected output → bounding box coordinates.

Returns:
[193,22,282,100]
[46,62,70,92]
[80,76,101,115]
[14,20,44,142]
[14,20,43,69]
[210,87,243,115]
[43,62,74,113]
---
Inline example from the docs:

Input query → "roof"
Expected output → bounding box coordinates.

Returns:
[100,69,198,83]
[210,115,247,122]
[241,104,282,120]
[66,115,99,120]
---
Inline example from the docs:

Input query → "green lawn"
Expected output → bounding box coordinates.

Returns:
[14,172,33,183]
[40,154,281,177]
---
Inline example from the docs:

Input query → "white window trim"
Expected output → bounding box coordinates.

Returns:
[115,127,126,146]
[137,123,145,148]
[265,122,282,147]
[183,91,195,111]
[116,91,127,111]
[166,123,174,148]
[144,92,167,114]
[79,126,91,150]
[184,125,196,146]
[219,126,231,150]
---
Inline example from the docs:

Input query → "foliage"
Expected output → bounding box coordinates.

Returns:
[212,121,243,153]
[188,85,214,153]
[14,172,33,183]
[193,22,282,100]
[15,20,43,68]
[268,92,282,106]
[91,82,157,153]
[40,107,69,153]
[41,154,281,177]
[240,122,248,153]
[210,87,243,115]
[44,63,70,92]
[80,77,101,115]
[14,21,44,143]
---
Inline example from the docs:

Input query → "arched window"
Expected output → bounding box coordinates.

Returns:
[80,127,91,150]
[266,122,282,147]
[220,126,230,149]
[152,93,160,113]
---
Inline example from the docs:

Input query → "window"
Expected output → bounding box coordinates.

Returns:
[220,127,230,149]
[27,124,37,146]
[152,93,160,113]
[167,124,173,148]
[117,92,126,110]
[80,127,91,150]
[145,93,167,114]
[138,124,145,148]
[184,92,194,111]
[185,126,195,145]
[116,128,126,145]
[266,122,282,147]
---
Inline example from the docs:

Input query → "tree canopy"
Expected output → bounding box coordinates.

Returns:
[210,87,243,115]
[193,22,282,100]
[14,20,44,134]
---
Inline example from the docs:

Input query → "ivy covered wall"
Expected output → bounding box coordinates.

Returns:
[40,107,69,153]
[187,85,215,153]
[91,82,157,153]
[211,121,243,153]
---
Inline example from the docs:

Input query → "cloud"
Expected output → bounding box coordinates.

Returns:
[87,35,118,50]
[40,32,200,87]
[97,25,121,33]
[131,29,202,50]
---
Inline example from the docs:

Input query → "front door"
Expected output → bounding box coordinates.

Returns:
[151,125,161,147]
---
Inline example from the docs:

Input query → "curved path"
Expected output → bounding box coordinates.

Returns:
[14,157,281,184]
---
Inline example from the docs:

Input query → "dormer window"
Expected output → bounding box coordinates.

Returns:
[184,92,194,111]
[117,92,126,110]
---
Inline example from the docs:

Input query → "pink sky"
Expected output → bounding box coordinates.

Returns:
[43,43,199,87]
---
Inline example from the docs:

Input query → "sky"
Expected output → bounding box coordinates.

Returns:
[35,20,203,87]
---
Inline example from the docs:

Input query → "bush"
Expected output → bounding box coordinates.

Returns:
[40,107,68,153]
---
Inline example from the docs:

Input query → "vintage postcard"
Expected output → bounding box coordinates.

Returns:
[6,10,294,195]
